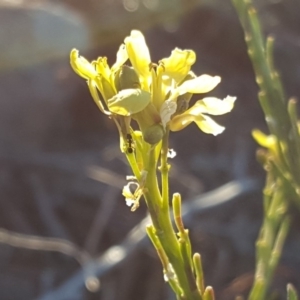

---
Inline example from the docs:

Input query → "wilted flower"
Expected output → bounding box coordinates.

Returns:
[167,149,177,159]
[70,30,236,147]
[122,181,142,211]
[163,263,177,282]
[122,171,148,211]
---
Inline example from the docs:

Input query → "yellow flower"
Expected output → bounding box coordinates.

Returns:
[157,50,235,136]
[252,129,278,155]
[70,30,236,145]
[159,74,234,135]
[124,30,151,91]
[169,96,236,135]
[160,48,196,84]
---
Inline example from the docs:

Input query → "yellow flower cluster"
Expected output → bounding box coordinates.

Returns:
[70,30,236,146]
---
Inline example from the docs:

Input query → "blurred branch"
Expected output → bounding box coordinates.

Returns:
[0,228,90,266]
[28,173,71,239]
[249,168,290,300]
[231,0,300,194]
[83,187,119,256]
[231,0,300,298]
[0,149,126,191]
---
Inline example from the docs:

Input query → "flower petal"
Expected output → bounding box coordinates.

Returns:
[122,182,138,208]
[70,49,97,80]
[170,112,225,135]
[167,149,176,158]
[194,114,225,135]
[94,57,111,82]
[87,80,111,115]
[178,75,221,95]
[169,114,194,131]
[108,88,151,116]
[111,44,128,72]
[252,129,277,152]
[189,96,236,115]
[160,99,177,129]
[124,30,151,88]
[160,48,196,83]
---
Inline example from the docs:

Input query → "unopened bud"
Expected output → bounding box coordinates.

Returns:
[114,65,141,92]
[143,123,164,145]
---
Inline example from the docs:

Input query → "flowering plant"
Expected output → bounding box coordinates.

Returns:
[70,30,235,299]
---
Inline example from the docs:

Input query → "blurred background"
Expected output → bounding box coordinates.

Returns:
[0,0,300,299]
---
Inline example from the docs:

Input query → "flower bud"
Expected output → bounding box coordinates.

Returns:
[114,65,141,92]
[143,123,164,145]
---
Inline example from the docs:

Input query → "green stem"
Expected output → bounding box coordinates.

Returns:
[144,146,201,299]
[193,253,205,295]
[126,151,142,181]
[161,128,170,210]
[146,225,183,296]
[287,284,299,300]
[232,0,300,195]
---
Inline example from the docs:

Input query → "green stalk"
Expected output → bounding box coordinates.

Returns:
[144,145,201,299]
[203,286,215,300]
[288,99,300,171]
[146,225,183,296]
[193,253,205,295]
[267,217,290,284]
[249,179,289,300]
[161,127,170,211]
[232,0,300,191]
[287,284,299,300]
[126,151,142,181]
[173,194,195,278]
